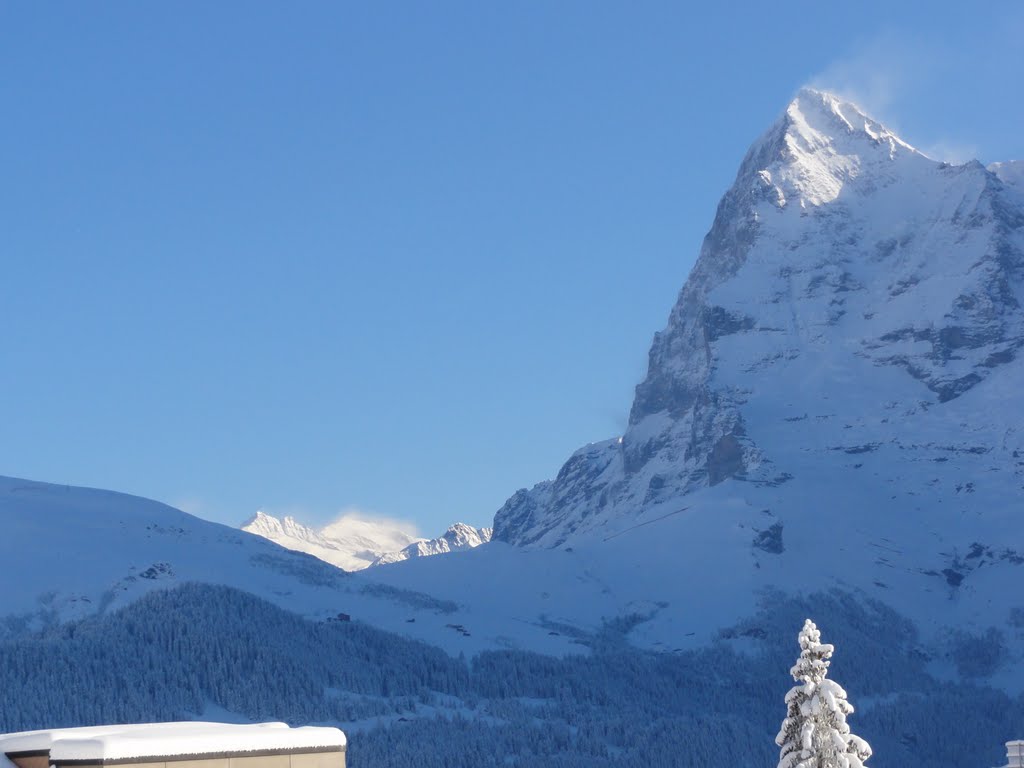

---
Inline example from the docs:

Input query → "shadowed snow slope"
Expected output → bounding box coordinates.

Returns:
[0,476,513,651]
[0,476,574,654]
[0,476,351,624]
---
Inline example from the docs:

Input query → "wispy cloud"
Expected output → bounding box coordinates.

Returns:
[917,140,981,165]
[806,30,934,129]
[327,506,422,538]
[807,31,982,164]
[256,504,422,539]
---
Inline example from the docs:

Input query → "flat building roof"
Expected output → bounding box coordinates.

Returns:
[0,722,346,764]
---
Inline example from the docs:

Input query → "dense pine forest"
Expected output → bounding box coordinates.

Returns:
[1,584,1020,767]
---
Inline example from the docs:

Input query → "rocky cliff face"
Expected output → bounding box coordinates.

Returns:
[495,88,1024,548]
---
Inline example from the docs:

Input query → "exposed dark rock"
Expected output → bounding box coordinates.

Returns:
[643,474,666,504]
[982,348,1017,367]
[702,306,756,341]
[139,562,173,580]
[752,522,784,554]
[942,569,965,587]
[935,374,983,403]
[966,542,987,559]
[922,543,1024,590]
[708,433,745,485]
[829,443,880,454]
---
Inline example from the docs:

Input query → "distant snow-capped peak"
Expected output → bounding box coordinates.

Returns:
[242,510,331,548]
[372,522,493,566]
[241,511,490,571]
[241,510,419,571]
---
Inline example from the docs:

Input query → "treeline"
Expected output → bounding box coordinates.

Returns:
[0,583,1020,768]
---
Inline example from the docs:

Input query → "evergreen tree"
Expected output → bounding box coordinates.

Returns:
[776,619,872,768]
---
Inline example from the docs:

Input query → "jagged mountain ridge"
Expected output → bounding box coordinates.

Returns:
[372,522,492,566]
[241,511,491,571]
[494,88,1024,549]
[243,510,339,551]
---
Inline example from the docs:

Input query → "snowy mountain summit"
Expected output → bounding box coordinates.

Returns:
[243,510,334,549]
[494,88,1024,570]
[242,510,490,571]
[241,510,422,571]
[372,522,492,566]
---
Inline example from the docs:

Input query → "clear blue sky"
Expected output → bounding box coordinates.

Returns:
[2,2,1022,533]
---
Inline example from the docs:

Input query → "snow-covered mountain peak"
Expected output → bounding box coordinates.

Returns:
[443,522,492,547]
[740,88,924,211]
[785,88,915,154]
[243,509,276,531]
[495,90,1024,552]
[240,510,492,571]
[242,510,327,546]
[371,523,492,566]
[240,510,421,571]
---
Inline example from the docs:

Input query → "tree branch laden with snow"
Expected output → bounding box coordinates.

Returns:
[776,619,872,768]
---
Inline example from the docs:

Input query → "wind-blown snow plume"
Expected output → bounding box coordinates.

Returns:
[241,508,422,571]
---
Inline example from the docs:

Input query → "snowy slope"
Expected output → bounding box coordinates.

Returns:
[0,476,350,627]
[241,510,421,571]
[0,475,580,654]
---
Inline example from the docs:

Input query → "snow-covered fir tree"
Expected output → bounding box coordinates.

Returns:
[776,619,872,768]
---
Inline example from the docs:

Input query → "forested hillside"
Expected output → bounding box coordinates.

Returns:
[1,584,1019,768]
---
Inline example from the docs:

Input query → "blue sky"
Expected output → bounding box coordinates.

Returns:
[2,2,1022,534]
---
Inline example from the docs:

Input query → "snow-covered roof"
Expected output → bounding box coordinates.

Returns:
[1006,740,1024,768]
[0,722,346,762]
